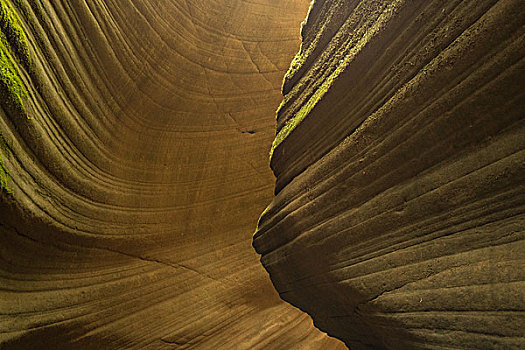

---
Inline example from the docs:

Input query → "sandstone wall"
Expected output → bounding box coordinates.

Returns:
[0,0,344,348]
[254,0,525,348]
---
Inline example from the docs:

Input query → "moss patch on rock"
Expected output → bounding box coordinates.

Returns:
[0,0,30,112]
[270,1,401,161]
[0,0,30,193]
[0,0,30,65]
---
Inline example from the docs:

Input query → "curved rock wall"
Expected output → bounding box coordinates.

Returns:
[254,0,525,349]
[0,0,344,348]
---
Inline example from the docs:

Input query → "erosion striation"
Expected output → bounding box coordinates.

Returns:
[254,0,525,349]
[0,0,345,348]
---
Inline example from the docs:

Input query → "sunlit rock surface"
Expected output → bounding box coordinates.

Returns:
[0,0,345,348]
[254,0,525,349]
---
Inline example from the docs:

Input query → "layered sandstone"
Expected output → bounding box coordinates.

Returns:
[254,0,525,349]
[0,0,344,348]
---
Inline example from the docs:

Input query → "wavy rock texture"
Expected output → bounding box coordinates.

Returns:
[254,0,525,349]
[0,0,345,348]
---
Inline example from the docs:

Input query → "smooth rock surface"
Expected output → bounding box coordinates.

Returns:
[0,0,344,348]
[254,0,525,349]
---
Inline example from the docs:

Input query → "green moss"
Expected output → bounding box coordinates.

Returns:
[0,37,27,109]
[270,1,401,161]
[0,0,30,66]
[0,0,30,194]
[270,62,340,160]
[0,0,29,113]
[283,47,307,86]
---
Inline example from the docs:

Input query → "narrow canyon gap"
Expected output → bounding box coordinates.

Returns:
[1,0,524,349]
[0,0,344,348]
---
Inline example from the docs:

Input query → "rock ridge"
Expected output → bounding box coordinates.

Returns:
[254,0,525,348]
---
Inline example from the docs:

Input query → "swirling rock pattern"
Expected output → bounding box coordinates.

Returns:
[254,0,525,349]
[0,0,345,348]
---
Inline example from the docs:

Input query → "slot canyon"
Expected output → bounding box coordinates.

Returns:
[1,0,524,349]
